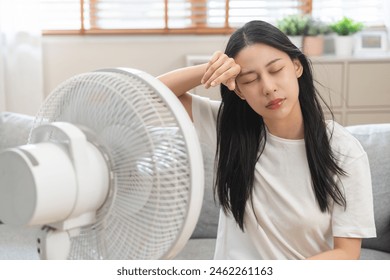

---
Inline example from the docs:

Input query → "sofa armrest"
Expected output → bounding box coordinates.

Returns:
[346,123,390,258]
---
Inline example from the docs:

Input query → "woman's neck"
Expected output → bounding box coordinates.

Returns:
[264,110,304,140]
[266,122,304,139]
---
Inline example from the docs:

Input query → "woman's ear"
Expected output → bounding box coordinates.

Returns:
[293,59,303,78]
[234,87,246,100]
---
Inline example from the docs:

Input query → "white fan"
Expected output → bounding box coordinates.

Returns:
[0,68,204,260]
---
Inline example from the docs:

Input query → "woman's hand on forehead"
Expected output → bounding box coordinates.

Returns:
[201,51,241,91]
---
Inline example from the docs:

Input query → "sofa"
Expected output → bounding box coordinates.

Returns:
[0,111,389,260]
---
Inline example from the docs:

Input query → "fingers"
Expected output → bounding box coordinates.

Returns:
[200,51,223,86]
[201,51,241,91]
[201,51,223,84]
[226,78,236,91]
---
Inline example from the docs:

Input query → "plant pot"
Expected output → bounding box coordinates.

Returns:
[334,35,355,57]
[303,35,324,56]
[288,35,303,50]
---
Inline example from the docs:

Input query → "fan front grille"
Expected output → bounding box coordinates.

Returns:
[32,70,197,259]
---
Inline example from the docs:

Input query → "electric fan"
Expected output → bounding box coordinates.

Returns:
[0,68,204,260]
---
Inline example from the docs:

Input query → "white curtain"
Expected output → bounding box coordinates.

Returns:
[0,0,43,115]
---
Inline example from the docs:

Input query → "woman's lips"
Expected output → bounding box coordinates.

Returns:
[266,98,286,110]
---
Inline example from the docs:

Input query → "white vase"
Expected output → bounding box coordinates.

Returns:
[334,35,355,57]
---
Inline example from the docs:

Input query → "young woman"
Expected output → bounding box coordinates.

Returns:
[158,20,376,260]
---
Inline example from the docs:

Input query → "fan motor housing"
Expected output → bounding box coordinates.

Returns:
[0,122,110,229]
[0,143,77,226]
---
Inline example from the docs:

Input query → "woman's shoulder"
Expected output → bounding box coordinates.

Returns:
[191,94,221,118]
[326,120,366,162]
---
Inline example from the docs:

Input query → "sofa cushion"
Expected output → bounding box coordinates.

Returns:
[174,238,215,260]
[190,142,220,239]
[346,123,390,253]
[0,112,35,149]
[360,248,390,260]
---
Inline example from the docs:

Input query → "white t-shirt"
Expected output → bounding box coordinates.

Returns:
[191,94,377,260]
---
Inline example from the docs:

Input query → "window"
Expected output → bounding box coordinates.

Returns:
[40,0,309,34]
[312,0,386,27]
[41,0,387,35]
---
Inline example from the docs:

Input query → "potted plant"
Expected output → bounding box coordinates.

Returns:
[276,15,309,50]
[303,18,330,56]
[330,17,364,56]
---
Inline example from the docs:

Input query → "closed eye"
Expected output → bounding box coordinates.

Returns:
[269,67,284,74]
[242,78,257,84]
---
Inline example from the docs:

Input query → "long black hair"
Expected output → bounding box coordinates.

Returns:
[215,20,346,231]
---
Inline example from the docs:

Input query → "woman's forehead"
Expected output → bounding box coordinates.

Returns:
[235,43,288,68]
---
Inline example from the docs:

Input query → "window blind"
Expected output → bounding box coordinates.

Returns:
[40,0,310,34]
[228,0,308,27]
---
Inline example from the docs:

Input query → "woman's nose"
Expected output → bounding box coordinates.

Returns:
[262,76,277,96]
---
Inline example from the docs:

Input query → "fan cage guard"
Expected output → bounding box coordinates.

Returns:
[30,68,203,259]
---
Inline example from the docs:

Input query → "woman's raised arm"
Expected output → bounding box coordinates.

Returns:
[157,51,241,119]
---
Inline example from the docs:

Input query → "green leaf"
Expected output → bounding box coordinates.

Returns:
[330,17,364,36]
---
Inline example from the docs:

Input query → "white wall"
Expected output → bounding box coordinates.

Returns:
[42,35,230,97]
